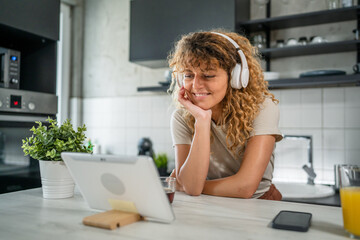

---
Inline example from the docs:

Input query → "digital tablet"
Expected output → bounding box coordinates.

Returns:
[61,152,175,223]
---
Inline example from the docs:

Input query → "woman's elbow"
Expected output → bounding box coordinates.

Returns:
[184,188,202,196]
[182,184,203,196]
[177,175,204,196]
[241,191,254,199]
[238,185,257,199]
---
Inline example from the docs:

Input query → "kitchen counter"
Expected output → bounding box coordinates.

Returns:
[0,188,349,240]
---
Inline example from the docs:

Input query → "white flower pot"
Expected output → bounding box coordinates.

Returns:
[38,160,75,199]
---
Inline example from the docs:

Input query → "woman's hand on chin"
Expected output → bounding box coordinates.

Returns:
[178,87,212,122]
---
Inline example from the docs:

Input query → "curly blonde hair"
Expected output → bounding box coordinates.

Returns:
[168,30,278,154]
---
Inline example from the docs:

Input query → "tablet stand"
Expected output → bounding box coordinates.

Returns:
[83,210,143,230]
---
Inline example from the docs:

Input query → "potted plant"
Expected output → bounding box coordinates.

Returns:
[22,118,92,199]
[154,153,168,176]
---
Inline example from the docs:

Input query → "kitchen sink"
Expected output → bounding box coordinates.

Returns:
[273,181,335,199]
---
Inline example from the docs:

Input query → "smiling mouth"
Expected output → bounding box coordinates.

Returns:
[192,93,211,97]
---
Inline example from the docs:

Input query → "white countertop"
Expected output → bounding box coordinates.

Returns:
[0,188,348,240]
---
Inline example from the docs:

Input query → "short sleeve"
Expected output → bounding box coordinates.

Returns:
[250,98,283,142]
[170,109,193,146]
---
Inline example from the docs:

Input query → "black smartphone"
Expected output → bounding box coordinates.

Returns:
[271,210,312,232]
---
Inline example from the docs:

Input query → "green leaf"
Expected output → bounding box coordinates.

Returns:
[154,153,168,168]
[21,118,93,161]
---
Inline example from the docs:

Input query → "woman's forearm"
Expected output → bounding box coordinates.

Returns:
[177,120,211,195]
[202,175,256,199]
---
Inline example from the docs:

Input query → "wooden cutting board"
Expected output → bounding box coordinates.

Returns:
[83,210,143,230]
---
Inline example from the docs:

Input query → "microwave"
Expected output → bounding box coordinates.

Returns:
[0,47,21,89]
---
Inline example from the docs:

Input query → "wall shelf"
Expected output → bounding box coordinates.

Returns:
[238,6,360,32]
[260,40,360,59]
[268,74,360,89]
[137,86,170,92]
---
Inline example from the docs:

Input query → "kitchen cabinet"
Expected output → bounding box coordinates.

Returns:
[137,3,360,92]
[130,0,249,68]
[0,0,60,94]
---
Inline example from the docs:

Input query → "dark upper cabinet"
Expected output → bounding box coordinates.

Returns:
[0,0,60,41]
[130,0,250,68]
[0,0,60,94]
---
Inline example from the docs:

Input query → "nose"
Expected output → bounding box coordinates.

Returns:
[192,75,204,89]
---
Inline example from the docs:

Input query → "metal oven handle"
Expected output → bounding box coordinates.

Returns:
[0,114,51,123]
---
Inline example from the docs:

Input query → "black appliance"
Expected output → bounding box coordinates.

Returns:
[138,138,155,158]
[0,88,57,194]
[0,47,21,89]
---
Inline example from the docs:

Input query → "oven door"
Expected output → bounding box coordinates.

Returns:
[0,115,55,194]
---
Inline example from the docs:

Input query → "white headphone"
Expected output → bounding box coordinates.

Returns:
[176,32,250,89]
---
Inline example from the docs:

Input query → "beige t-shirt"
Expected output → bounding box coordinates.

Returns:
[170,98,282,198]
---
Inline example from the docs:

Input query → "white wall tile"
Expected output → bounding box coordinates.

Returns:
[125,97,138,112]
[125,143,138,156]
[101,98,115,115]
[115,97,127,110]
[323,129,345,150]
[138,112,153,128]
[345,150,360,165]
[299,89,322,128]
[345,87,360,107]
[323,169,335,184]
[110,109,126,128]
[280,89,301,108]
[345,129,360,150]
[345,107,360,128]
[323,88,344,107]
[300,108,322,128]
[82,98,96,114]
[313,149,323,170]
[125,127,139,146]
[301,89,321,108]
[151,128,166,149]
[103,128,126,155]
[138,96,152,114]
[324,107,344,128]
[323,149,345,170]
[125,112,139,128]
[280,107,301,128]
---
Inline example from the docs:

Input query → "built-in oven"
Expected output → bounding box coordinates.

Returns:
[0,88,57,194]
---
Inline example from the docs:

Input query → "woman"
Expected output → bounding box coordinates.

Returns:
[168,30,283,200]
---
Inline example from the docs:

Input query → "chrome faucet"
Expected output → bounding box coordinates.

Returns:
[283,135,316,185]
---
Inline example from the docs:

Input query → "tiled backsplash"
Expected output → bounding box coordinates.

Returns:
[272,87,360,184]
[77,86,360,184]
[81,95,176,170]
